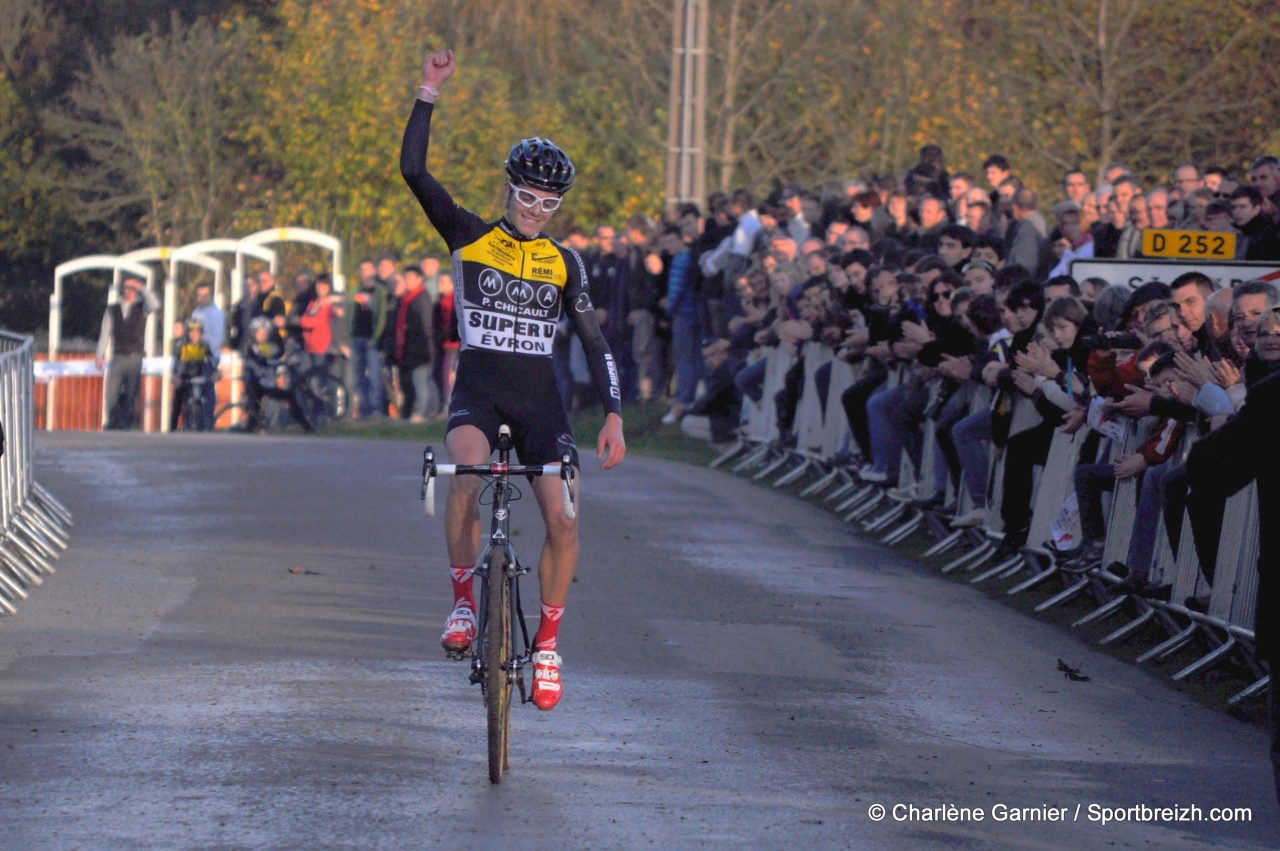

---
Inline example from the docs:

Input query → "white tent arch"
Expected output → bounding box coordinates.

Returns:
[121,247,227,431]
[46,255,156,431]
[233,227,345,307]
[175,238,278,313]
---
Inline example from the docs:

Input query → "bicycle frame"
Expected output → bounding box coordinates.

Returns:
[469,465,535,704]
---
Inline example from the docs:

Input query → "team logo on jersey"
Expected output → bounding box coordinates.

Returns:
[536,284,559,309]
[573,293,593,314]
[479,268,503,297]
[507,279,534,306]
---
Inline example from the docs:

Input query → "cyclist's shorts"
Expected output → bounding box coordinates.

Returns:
[446,366,579,468]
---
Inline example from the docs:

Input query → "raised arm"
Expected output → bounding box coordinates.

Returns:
[399,49,483,249]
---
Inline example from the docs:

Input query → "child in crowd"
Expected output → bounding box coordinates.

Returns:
[170,320,215,431]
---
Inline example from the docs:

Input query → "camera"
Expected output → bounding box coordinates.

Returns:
[1081,332,1142,351]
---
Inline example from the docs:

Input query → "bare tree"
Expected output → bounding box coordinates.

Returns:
[1008,0,1280,185]
[707,0,872,191]
[50,13,261,248]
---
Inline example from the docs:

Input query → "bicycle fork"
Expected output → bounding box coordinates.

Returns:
[469,546,534,704]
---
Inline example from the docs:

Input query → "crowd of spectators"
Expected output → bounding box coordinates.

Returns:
[160,152,1280,443]
[220,254,461,425]
[570,152,1280,449]
[596,147,1280,800]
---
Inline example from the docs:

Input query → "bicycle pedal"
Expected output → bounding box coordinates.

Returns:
[444,647,471,661]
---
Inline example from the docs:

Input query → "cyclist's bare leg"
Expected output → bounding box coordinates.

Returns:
[439,425,490,654]
[444,425,489,565]
[531,474,580,607]
[530,474,577,707]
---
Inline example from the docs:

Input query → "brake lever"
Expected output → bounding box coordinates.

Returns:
[560,452,576,520]
[422,447,437,517]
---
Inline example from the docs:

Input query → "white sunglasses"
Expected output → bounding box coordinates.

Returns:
[508,182,563,213]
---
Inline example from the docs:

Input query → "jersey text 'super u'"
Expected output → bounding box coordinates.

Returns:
[456,224,580,358]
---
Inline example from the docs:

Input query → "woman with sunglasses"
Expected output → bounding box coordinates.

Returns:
[400,49,627,712]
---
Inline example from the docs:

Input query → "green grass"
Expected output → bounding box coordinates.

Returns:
[323,415,449,443]
[321,401,724,466]
[571,401,722,466]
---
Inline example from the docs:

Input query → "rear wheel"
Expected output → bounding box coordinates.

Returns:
[300,367,349,429]
[484,550,512,784]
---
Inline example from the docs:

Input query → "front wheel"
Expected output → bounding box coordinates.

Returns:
[484,550,513,784]
[214,401,255,432]
[182,392,208,432]
[214,397,287,432]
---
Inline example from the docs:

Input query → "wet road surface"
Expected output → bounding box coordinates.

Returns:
[2,431,1277,848]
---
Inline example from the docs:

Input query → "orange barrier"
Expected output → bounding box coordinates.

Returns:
[35,352,238,432]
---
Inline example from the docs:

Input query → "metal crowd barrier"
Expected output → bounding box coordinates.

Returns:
[0,332,73,614]
[714,339,1267,705]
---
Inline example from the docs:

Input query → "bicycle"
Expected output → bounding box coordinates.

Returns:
[176,374,212,432]
[420,424,576,784]
[215,352,350,433]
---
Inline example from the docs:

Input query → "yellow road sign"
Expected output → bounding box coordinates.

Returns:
[1142,229,1236,260]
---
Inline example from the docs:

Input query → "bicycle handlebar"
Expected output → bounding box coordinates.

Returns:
[432,462,568,477]
[421,447,576,520]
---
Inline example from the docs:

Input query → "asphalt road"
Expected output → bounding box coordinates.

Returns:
[2,431,1277,849]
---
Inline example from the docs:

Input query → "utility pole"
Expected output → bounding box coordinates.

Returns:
[664,0,708,216]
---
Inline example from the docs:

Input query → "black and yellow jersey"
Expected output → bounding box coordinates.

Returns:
[400,99,621,416]
[177,340,212,363]
[175,340,213,380]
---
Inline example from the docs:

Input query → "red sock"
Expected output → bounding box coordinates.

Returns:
[533,600,564,651]
[449,564,475,611]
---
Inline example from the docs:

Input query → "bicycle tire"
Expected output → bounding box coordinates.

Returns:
[214,398,288,433]
[182,393,207,432]
[213,401,253,432]
[484,549,513,784]
[300,367,350,425]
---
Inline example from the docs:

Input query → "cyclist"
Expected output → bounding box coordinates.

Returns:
[171,319,216,431]
[240,316,313,433]
[402,49,626,711]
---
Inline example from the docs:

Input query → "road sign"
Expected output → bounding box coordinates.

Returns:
[1069,258,1280,291]
[1141,229,1236,260]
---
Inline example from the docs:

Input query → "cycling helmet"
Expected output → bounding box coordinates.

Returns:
[249,316,273,335]
[505,137,575,193]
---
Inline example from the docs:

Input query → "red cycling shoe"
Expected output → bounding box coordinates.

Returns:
[441,605,476,657]
[531,650,563,710]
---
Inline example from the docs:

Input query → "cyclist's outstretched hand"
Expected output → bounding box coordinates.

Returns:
[422,49,456,90]
[597,412,626,470]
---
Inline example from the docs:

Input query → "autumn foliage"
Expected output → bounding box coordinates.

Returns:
[1,0,1278,333]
